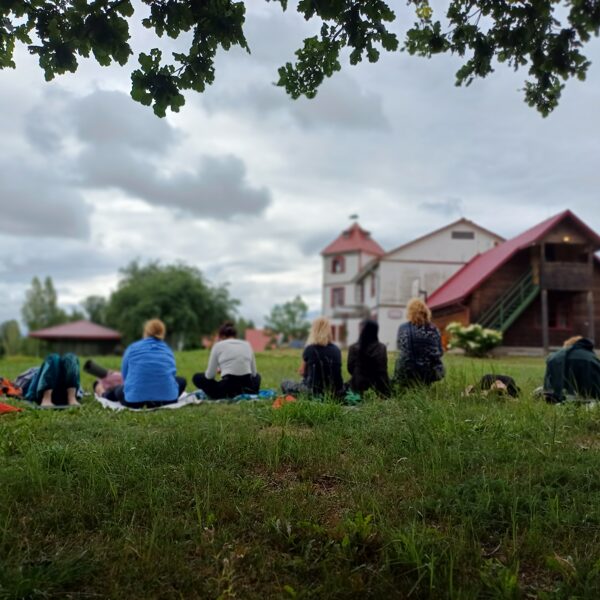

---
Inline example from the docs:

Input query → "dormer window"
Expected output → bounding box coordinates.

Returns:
[331,256,345,274]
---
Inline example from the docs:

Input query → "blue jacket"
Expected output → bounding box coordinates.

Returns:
[122,337,179,403]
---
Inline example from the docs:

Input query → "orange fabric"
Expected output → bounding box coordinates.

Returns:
[0,402,22,414]
[0,378,22,398]
[272,395,297,409]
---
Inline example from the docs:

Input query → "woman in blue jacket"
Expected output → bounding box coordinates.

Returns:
[103,319,186,408]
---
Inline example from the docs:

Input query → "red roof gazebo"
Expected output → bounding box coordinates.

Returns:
[29,320,121,355]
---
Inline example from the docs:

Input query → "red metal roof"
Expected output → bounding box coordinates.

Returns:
[244,329,272,352]
[29,320,122,340]
[321,222,385,256]
[428,210,600,310]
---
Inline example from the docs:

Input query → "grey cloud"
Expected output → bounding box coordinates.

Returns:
[0,159,91,239]
[77,149,271,218]
[420,197,463,218]
[203,73,389,131]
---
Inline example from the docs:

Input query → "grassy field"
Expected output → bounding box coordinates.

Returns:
[1,351,600,598]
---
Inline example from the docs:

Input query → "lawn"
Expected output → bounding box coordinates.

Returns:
[1,351,600,599]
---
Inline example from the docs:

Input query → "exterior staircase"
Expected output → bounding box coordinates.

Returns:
[478,269,539,332]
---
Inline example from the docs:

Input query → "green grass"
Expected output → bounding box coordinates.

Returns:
[1,351,600,598]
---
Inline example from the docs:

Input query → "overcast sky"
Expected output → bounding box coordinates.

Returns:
[1,2,600,329]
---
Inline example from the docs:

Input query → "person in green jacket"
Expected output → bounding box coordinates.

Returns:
[543,336,600,403]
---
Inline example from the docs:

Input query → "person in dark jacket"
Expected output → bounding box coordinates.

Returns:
[281,317,343,397]
[394,298,445,386]
[543,336,600,403]
[347,319,390,396]
[103,319,186,408]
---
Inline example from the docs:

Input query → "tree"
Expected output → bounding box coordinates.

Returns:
[264,295,310,343]
[234,317,255,340]
[0,320,22,356]
[82,295,109,325]
[21,276,68,331]
[105,261,239,348]
[2,2,598,117]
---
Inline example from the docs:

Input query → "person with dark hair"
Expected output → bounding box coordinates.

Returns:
[346,319,390,396]
[102,318,187,409]
[193,322,261,399]
[394,298,445,386]
[24,353,81,407]
[543,336,600,403]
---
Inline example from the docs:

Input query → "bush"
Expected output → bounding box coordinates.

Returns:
[446,322,503,357]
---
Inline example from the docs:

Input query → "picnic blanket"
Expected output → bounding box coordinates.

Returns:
[95,389,278,411]
[0,402,22,414]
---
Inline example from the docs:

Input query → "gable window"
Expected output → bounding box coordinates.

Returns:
[331,256,345,274]
[451,230,475,240]
[331,287,345,308]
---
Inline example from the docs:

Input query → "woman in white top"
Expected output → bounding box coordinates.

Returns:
[193,322,261,399]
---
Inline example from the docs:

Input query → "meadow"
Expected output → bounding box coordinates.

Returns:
[1,351,600,599]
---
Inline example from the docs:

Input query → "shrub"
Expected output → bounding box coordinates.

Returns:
[446,322,503,357]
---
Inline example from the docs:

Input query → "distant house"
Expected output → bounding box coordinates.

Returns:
[321,220,503,348]
[245,329,275,352]
[428,210,600,351]
[29,320,122,356]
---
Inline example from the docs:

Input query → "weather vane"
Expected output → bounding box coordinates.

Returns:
[349,214,359,221]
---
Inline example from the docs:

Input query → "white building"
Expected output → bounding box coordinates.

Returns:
[321,219,504,348]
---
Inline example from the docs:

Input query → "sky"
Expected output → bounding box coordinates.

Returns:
[1,2,600,329]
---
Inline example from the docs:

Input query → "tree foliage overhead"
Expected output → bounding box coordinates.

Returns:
[105,261,239,347]
[2,1,599,117]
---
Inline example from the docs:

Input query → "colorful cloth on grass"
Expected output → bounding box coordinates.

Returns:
[95,391,205,412]
[0,402,22,414]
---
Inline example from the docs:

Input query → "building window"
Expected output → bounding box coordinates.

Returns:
[331,256,345,274]
[370,274,376,297]
[358,282,365,305]
[451,230,475,240]
[331,287,345,308]
[331,325,337,341]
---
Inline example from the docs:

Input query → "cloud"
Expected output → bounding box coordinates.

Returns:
[0,159,91,239]
[420,197,463,218]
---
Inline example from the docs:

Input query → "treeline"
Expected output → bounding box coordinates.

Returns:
[0,261,243,356]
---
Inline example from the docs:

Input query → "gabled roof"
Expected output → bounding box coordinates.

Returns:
[384,218,504,258]
[29,320,121,340]
[428,210,600,310]
[321,222,385,257]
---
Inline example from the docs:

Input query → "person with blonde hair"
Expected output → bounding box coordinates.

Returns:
[281,317,343,397]
[102,318,187,408]
[393,298,445,386]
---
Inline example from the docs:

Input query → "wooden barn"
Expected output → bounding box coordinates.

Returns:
[28,320,122,356]
[428,210,600,351]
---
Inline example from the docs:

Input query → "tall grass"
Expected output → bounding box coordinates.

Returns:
[1,352,599,598]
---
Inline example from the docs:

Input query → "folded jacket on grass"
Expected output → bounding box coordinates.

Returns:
[95,391,205,411]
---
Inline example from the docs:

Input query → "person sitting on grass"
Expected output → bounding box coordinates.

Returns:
[346,319,390,397]
[22,353,81,408]
[193,322,261,399]
[543,336,600,403]
[393,298,445,387]
[281,316,343,398]
[102,319,187,409]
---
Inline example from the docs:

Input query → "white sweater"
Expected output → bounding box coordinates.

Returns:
[205,339,257,379]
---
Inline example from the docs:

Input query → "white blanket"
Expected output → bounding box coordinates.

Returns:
[95,392,204,411]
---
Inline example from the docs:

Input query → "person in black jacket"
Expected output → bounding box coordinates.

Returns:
[347,319,390,396]
[543,336,600,403]
[281,317,343,397]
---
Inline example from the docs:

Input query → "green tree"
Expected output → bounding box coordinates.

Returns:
[2,2,597,117]
[105,261,238,348]
[21,276,68,331]
[0,320,22,356]
[264,295,310,343]
[234,317,255,340]
[82,295,109,325]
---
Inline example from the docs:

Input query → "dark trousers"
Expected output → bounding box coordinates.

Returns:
[192,372,261,399]
[25,353,80,405]
[104,376,187,408]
